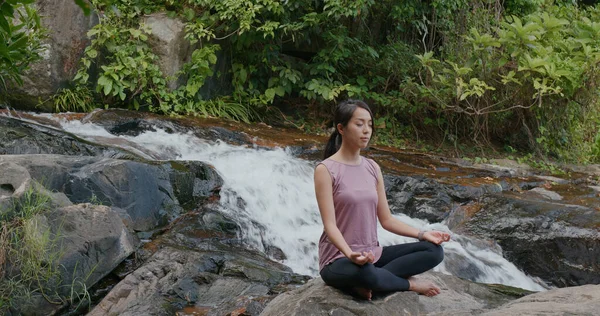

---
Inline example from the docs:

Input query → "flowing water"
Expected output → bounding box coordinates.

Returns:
[13,113,548,291]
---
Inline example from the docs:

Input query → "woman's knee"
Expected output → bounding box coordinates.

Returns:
[430,243,444,264]
[357,263,381,288]
[422,241,444,264]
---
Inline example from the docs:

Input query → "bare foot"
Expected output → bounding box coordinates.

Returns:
[408,277,441,297]
[352,287,373,300]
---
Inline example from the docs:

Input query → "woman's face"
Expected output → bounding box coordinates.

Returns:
[338,107,373,149]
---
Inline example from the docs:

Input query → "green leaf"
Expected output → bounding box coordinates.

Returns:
[274,86,285,97]
[103,80,113,95]
[97,75,109,86]
[8,35,28,50]
[0,14,9,34]
[74,0,91,16]
[1,3,15,17]
[238,68,247,83]
[0,42,9,58]
[265,88,275,100]
[86,48,97,58]
[356,76,367,86]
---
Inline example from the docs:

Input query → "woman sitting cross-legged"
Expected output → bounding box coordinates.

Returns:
[315,99,451,300]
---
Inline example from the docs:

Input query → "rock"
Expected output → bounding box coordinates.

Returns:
[0,116,140,159]
[8,203,138,315]
[43,204,138,291]
[66,158,183,231]
[88,208,309,316]
[529,187,563,200]
[484,159,533,177]
[167,161,223,209]
[0,155,223,232]
[262,274,600,316]
[4,0,98,111]
[81,109,253,146]
[384,174,501,223]
[143,13,192,90]
[481,284,600,316]
[0,161,73,217]
[261,273,521,316]
[532,175,569,185]
[0,161,33,213]
[455,195,600,287]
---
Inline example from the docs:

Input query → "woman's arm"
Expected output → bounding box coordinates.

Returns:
[374,162,450,244]
[315,164,373,264]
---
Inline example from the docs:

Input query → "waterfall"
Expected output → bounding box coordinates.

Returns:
[47,117,547,291]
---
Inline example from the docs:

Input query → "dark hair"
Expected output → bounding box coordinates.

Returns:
[323,99,374,159]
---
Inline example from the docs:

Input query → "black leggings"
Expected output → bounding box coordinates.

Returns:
[320,241,444,292]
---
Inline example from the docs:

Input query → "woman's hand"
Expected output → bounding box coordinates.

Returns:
[423,231,451,245]
[349,250,375,265]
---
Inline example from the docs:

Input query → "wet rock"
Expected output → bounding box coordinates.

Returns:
[0,116,139,159]
[529,187,563,200]
[167,161,223,210]
[261,273,521,316]
[66,158,182,231]
[3,0,98,111]
[384,174,501,223]
[455,195,600,287]
[0,155,223,232]
[82,109,252,145]
[88,207,309,316]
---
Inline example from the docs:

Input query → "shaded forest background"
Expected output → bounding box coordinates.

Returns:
[3,0,600,164]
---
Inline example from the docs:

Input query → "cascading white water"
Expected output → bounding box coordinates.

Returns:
[48,118,546,291]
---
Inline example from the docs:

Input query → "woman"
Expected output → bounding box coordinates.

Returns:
[314,99,451,300]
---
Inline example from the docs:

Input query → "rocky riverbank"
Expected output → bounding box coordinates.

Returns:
[1,110,599,315]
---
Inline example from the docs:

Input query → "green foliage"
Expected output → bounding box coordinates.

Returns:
[51,86,96,112]
[63,0,600,163]
[70,0,256,120]
[75,12,165,107]
[416,3,600,162]
[0,0,45,89]
[516,153,567,174]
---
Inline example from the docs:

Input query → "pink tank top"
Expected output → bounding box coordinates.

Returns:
[317,156,383,272]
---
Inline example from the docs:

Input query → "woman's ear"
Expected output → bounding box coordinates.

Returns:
[337,123,344,135]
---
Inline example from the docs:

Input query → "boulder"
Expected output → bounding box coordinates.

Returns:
[143,13,192,90]
[8,204,138,316]
[4,0,98,111]
[65,158,183,231]
[0,155,223,232]
[384,174,502,223]
[0,161,72,216]
[89,208,309,316]
[261,273,523,316]
[450,195,600,287]
[167,161,223,209]
[0,161,33,213]
[137,12,232,96]
[481,284,600,316]
[43,204,138,291]
[261,274,600,316]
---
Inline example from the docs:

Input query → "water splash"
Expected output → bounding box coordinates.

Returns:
[51,117,547,291]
